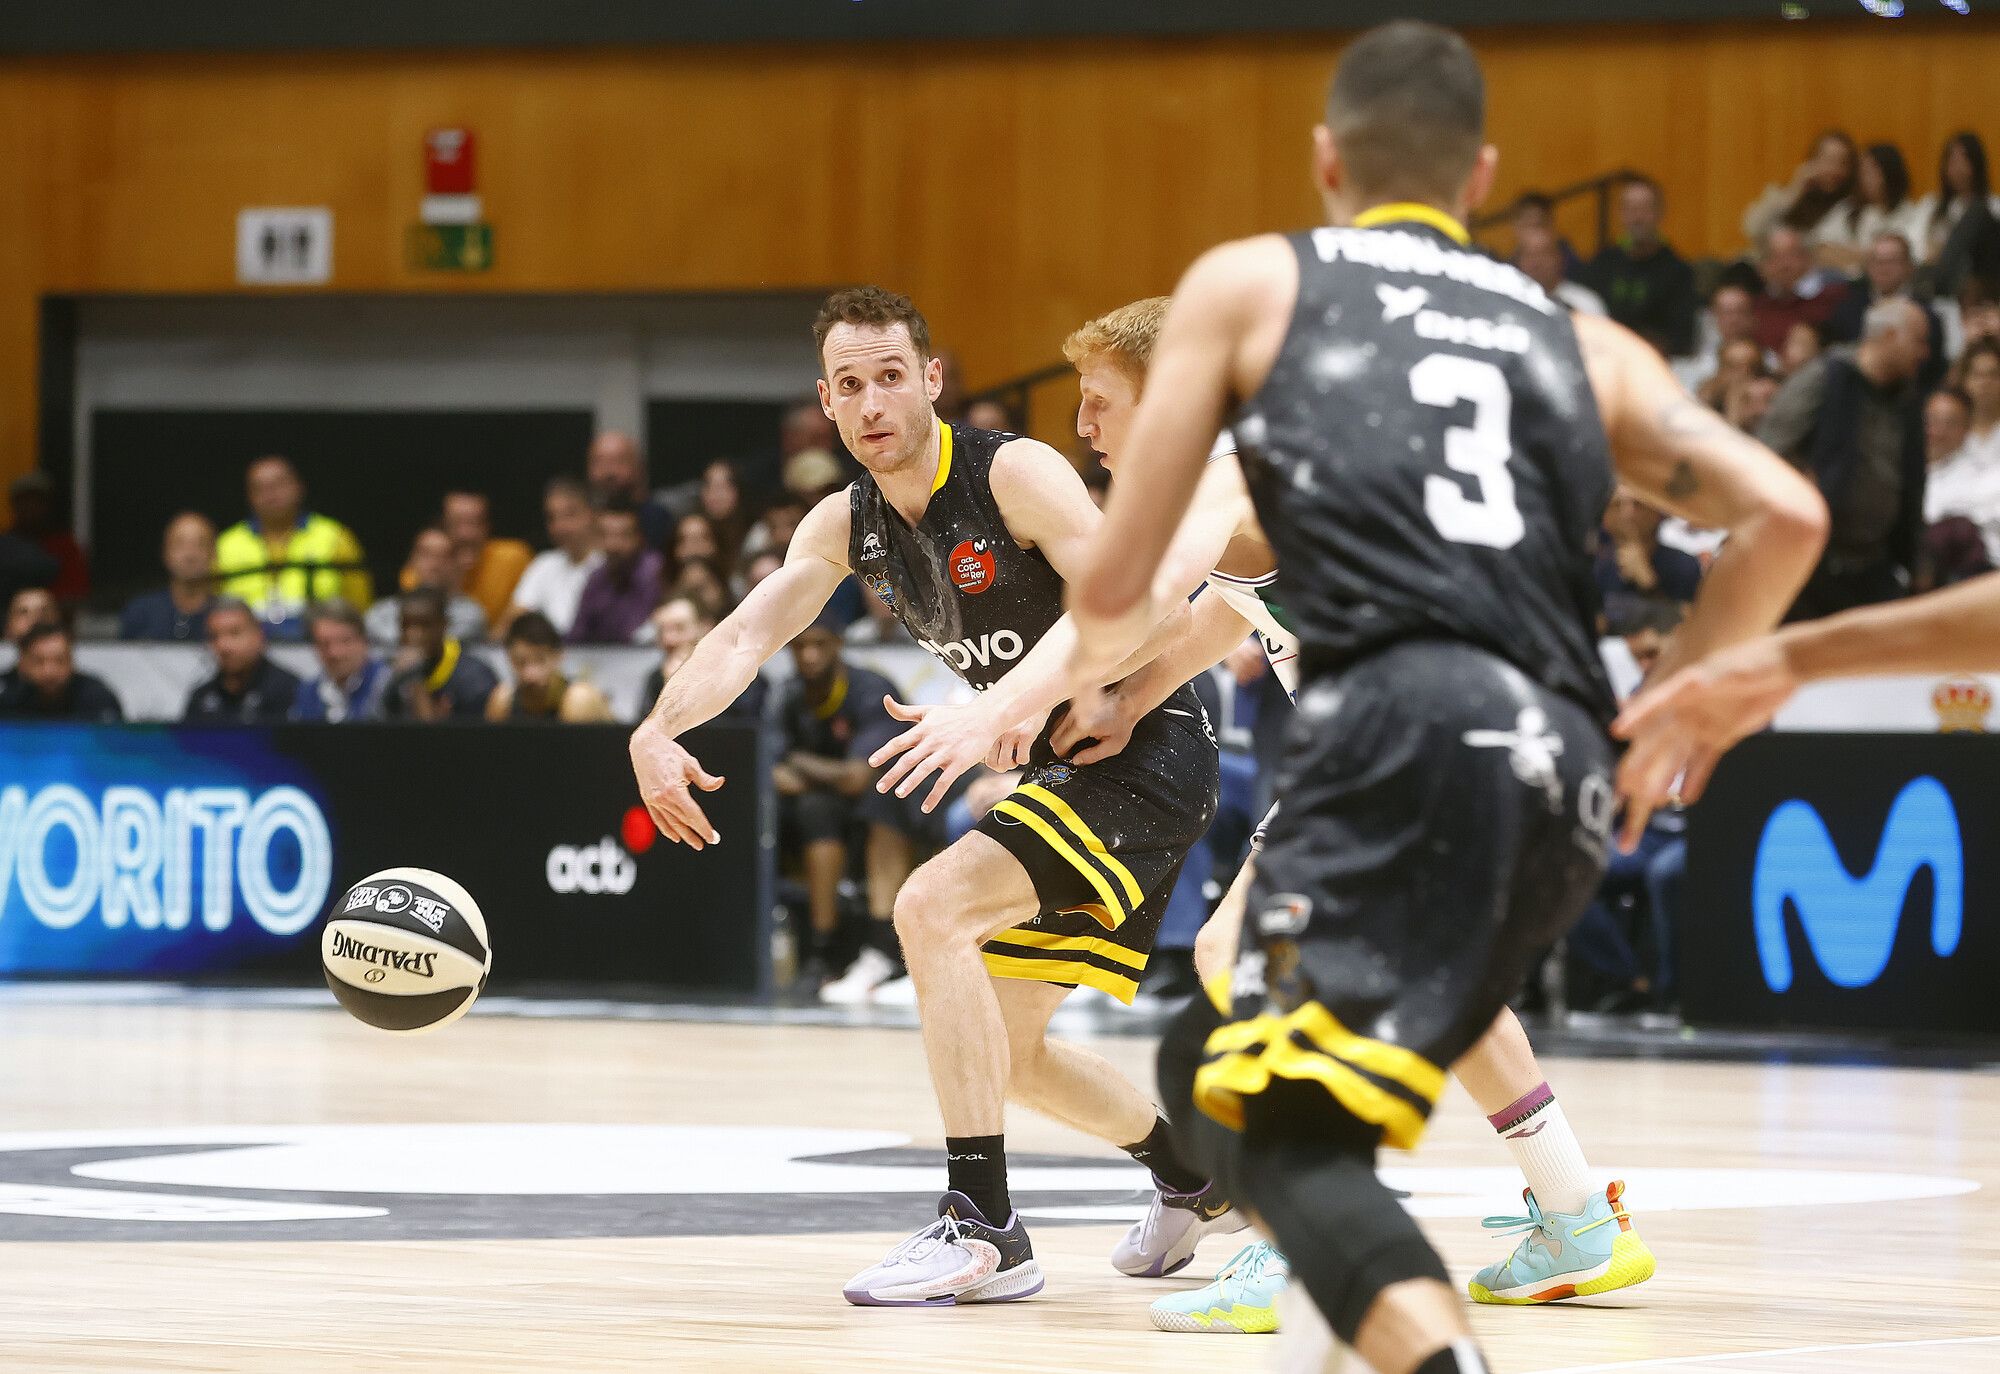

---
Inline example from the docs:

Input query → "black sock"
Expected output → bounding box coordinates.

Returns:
[945,1135,1010,1221]
[1415,1343,1490,1374]
[1123,1117,1208,1194]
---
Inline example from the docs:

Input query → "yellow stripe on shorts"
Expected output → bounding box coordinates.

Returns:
[990,799,1128,928]
[1193,1002,1445,1151]
[1013,784,1146,911]
[982,951,1140,1003]
[996,923,1147,970]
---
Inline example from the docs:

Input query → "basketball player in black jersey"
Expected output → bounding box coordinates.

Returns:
[631,287,1238,1306]
[1070,22,1828,1373]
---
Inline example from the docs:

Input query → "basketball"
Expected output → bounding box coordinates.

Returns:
[320,867,492,1033]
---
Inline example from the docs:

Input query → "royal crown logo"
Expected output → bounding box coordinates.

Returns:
[1930,678,1991,734]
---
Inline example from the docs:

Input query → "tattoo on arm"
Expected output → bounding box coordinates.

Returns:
[1664,459,1699,502]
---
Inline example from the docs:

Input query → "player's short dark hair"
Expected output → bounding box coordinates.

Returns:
[1326,21,1485,205]
[305,599,366,638]
[505,610,563,651]
[813,286,933,366]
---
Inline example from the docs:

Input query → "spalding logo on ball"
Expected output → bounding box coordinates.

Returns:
[321,867,492,1033]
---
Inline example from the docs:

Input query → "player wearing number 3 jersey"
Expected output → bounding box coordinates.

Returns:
[1063,22,1827,1371]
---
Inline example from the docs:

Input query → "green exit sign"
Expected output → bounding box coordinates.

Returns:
[408,223,493,273]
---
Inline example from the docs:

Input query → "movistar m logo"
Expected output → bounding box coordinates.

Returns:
[1751,777,1963,992]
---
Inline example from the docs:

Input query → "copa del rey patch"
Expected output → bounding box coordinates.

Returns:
[950,540,996,595]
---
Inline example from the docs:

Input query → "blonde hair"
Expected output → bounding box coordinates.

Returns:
[1063,296,1170,379]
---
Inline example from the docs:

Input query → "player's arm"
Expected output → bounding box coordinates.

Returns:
[1069,237,1291,643]
[867,437,1184,810]
[1053,587,1256,765]
[1577,314,1829,843]
[1615,570,2000,769]
[630,490,854,849]
[1064,455,1258,690]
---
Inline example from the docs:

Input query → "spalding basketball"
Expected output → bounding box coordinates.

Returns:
[321,867,492,1033]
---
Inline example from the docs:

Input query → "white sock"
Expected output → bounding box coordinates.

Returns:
[1487,1081,1595,1215]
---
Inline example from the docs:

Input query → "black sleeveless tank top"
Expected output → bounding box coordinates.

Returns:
[848,424,1067,693]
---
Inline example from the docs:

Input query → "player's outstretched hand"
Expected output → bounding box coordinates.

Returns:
[1611,635,1799,848]
[869,695,1004,813]
[629,722,725,850]
[1051,681,1137,765]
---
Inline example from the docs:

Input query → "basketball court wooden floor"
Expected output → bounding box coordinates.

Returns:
[0,997,1994,1373]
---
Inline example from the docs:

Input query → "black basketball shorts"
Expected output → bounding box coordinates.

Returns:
[976,683,1219,1003]
[1193,639,1614,1150]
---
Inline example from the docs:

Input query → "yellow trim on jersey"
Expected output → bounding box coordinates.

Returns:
[1203,971,1233,1016]
[1013,784,1145,911]
[982,951,1141,1004]
[993,923,1147,971]
[990,800,1128,928]
[1193,1001,1445,1150]
[1352,201,1470,246]
[930,421,955,495]
[425,638,462,694]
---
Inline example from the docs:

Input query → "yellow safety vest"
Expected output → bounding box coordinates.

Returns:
[213,513,373,623]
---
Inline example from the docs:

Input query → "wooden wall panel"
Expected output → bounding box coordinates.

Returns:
[2,20,1999,487]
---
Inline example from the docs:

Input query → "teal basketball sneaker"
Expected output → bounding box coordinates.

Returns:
[1468,1180,1656,1305]
[1148,1240,1289,1333]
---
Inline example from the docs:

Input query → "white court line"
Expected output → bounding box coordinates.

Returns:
[1538,1333,2000,1373]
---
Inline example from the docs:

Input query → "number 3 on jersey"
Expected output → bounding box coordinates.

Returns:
[1410,352,1525,550]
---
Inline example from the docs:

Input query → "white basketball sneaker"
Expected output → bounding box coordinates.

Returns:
[842,1192,1044,1307]
[1112,1179,1248,1277]
[870,974,919,1006]
[819,946,898,1006]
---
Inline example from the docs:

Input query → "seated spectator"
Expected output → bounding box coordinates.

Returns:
[1914,132,2000,295]
[736,548,784,600]
[1817,143,1921,275]
[0,622,122,722]
[782,446,847,506]
[380,587,498,721]
[587,430,672,551]
[741,496,809,563]
[293,600,389,723]
[1779,320,1824,378]
[1596,486,1701,630]
[367,527,487,647]
[1954,273,2000,359]
[441,489,532,626]
[1760,298,1931,618]
[963,399,1015,432]
[184,599,301,724]
[1742,129,1858,252]
[775,619,923,1001]
[668,556,733,627]
[637,594,764,724]
[1697,338,1770,412]
[213,455,371,639]
[505,475,601,638]
[486,612,613,722]
[1675,282,1763,394]
[1507,191,1584,278]
[1583,175,1698,357]
[1751,225,1849,354]
[698,460,751,571]
[673,510,729,582]
[1516,225,1606,316]
[569,498,665,644]
[5,585,59,662]
[1826,232,1947,390]
[1925,342,2000,565]
[5,472,88,603]
[1723,372,1780,436]
[119,512,218,642]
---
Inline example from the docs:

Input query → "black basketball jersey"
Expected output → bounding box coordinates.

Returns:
[1232,214,1617,723]
[848,424,1066,692]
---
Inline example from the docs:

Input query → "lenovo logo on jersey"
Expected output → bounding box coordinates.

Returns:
[920,630,1026,673]
[546,838,637,896]
[1414,309,1531,355]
